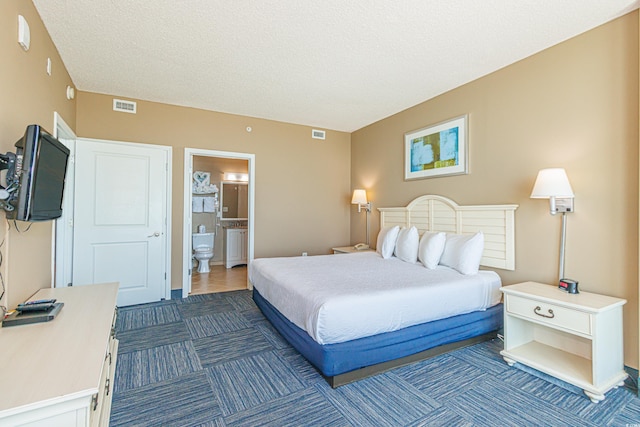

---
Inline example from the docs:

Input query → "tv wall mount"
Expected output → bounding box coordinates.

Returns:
[0,151,19,212]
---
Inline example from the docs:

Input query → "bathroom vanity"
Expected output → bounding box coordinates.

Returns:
[224,227,247,268]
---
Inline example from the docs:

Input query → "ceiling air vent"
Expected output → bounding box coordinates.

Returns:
[113,99,137,114]
[312,129,326,140]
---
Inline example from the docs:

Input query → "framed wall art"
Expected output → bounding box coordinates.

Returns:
[404,114,468,180]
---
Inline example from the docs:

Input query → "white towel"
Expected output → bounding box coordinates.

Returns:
[203,197,216,213]
[192,197,204,213]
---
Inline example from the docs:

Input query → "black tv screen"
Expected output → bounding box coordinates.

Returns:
[7,125,70,222]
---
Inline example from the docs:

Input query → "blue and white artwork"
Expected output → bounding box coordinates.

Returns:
[405,115,468,180]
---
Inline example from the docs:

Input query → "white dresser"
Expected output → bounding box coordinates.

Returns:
[0,283,119,426]
[500,281,626,403]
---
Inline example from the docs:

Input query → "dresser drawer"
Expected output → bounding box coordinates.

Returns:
[506,295,592,336]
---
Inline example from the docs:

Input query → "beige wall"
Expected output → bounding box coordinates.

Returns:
[352,12,640,367]
[2,0,638,370]
[75,94,351,289]
[0,1,76,308]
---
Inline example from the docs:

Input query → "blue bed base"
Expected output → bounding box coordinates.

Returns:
[253,289,503,385]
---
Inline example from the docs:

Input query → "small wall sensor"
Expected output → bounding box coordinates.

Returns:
[18,15,30,51]
[66,86,75,100]
[246,126,252,132]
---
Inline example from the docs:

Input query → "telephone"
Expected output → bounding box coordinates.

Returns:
[353,243,370,250]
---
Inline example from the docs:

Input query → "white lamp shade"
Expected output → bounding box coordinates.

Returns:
[351,189,368,204]
[530,168,574,199]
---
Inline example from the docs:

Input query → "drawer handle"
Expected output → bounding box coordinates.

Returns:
[534,306,554,319]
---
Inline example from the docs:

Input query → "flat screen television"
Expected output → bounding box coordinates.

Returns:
[2,125,70,222]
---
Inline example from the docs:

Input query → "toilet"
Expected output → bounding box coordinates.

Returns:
[192,232,215,273]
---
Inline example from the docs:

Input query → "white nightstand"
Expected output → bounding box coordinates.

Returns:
[331,245,374,254]
[500,281,627,403]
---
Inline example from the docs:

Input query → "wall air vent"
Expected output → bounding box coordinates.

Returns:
[113,99,137,114]
[312,129,326,140]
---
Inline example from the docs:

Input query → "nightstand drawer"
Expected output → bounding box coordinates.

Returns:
[506,295,592,336]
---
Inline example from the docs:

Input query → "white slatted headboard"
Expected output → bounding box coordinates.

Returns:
[378,195,518,270]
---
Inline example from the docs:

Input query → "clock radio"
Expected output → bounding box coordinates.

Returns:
[559,278,579,294]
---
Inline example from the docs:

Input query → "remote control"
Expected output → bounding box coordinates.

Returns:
[18,299,56,307]
[16,302,56,313]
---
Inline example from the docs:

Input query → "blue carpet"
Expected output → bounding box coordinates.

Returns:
[111,290,637,426]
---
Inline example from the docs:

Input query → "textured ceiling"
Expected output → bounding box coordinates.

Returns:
[33,1,638,132]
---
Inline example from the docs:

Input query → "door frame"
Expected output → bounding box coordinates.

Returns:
[53,112,76,288]
[182,148,255,297]
[55,133,173,300]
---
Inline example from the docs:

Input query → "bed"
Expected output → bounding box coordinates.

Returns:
[249,195,518,386]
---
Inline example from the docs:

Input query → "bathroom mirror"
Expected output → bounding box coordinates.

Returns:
[221,182,248,219]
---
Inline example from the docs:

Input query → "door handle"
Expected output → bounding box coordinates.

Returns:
[147,232,161,238]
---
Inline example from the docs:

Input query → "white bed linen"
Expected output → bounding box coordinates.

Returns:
[249,252,502,345]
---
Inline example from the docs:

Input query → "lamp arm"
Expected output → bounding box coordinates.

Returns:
[357,202,371,213]
[559,212,567,281]
[355,202,371,245]
[365,208,370,246]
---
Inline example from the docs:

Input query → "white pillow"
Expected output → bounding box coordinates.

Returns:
[439,232,484,275]
[394,226,419,263]
[418,231,446,269]
[376,225,400,259]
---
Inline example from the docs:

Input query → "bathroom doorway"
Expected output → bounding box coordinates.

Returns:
[182,148,255,297]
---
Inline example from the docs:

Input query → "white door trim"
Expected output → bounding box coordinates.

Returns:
[183,148,255,297]
[53,112,76,288]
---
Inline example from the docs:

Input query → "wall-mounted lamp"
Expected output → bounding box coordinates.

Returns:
[351,189,371,213]
[224,172,248,182]
[351,189,371,247]
[530,168,574,215]
[530,168,575,282]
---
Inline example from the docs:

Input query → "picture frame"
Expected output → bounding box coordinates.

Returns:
[404,114,468,180]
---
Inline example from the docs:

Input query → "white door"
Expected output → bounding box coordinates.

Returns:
[73,139,170,306]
